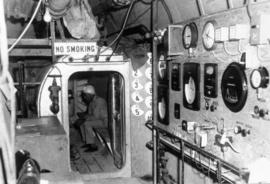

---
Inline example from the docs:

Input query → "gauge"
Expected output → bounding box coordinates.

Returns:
[158,98,166,119]
[183,63,200,111]
[157,86,169,125]
[206,65,214,75]
[202,21,216,50]
[158,55,167,80]
[204,63,218,98]
[221,63,248,112]
[185,76,196,104]
[182,22,198,49]
[250,67,269,89]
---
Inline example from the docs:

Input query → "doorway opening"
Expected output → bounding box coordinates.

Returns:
[68,71,125,174]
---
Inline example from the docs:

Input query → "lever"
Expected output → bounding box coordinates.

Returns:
[217,132,240,153]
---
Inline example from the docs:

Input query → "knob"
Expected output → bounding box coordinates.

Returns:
[241,129,250,137]
[259,109,268,118]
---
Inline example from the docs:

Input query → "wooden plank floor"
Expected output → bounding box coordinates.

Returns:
[70,127,117,174]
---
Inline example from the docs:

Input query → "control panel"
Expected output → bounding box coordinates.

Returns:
[155,2,270,182]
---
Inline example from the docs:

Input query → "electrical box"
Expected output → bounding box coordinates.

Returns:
[229,24,250,40]
[250,14,270,45]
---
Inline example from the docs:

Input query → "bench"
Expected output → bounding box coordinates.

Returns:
[92,127,112,155]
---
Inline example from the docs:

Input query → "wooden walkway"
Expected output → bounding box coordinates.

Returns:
[70,127,117,174]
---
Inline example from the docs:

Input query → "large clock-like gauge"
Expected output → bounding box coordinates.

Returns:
[182,22,198,49]
[183,63,200,111]
[221,63,248,112]
[202,21,216,50]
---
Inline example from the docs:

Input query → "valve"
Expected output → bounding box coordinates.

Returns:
[215,119,240,153]
[215,131,239,153]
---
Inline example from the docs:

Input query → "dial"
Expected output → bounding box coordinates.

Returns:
[202,21,216,50]
[158,98,166,119]
[250,67,269,89]
[185,76,196,104]
[182,22,198,49]
[158,55,166,80]
[221,63,248,112]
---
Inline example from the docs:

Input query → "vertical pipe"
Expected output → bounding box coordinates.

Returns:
[227,0,234,9]
[152,0,159,183]
[18,61,26,117]
[50,21,56,63]
[196,0,205,16]
[181,141,185,184]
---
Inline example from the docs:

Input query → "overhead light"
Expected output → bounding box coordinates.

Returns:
[43,7,52,22]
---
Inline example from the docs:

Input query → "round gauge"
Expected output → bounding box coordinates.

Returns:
[221,63,248,112]
[184,76,196,104]
[206,65,214,75]
[250,67,269,89]
[202,21,216,50]
[158,98,166,119]
[158,55,167,80]
[182,22,198,49]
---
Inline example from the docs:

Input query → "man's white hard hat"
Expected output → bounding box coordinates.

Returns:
[82,85,95,95]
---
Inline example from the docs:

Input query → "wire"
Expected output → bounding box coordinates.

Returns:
[159,0,173,24]
[107,0,137,48]
[8,0,43,53]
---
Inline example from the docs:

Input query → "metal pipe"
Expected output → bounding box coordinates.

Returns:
[152,0,159,183]
[196,0,205,16]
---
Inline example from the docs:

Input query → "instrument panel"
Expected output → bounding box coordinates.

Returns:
[156,2,270,180]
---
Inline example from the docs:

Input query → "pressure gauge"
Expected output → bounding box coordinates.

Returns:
[182,22,198,49]
[185,77,196,104]
[202,21,216,50]
[158,98,166,119]
[250,67,269,89]
[158,55,167,80]
[157,86,169,125]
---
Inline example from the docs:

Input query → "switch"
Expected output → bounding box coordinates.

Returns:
[199,131,208,148]
[259,109,268,118]
[250,14,270,45]
[254,105,260,115]
[182,120,196,133]
[174,103,180,119]
[234,126,242,134]
[182,120,187,131]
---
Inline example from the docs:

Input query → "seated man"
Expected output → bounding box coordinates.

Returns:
[74,85,108,152]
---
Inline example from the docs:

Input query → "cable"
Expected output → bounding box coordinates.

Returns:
[107,0,137,48]
[159,0,173,24]
[8,0,43,53]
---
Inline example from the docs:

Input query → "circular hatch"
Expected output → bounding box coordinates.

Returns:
[221,63,248,112]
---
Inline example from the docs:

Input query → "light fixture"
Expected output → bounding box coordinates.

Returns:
[43,7,52,22]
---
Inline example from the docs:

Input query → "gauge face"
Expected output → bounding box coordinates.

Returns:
[202,21,216,50]
[250,67,269,89]
[184,76,196,104]
[182,22,198,49]
[158,98,166,119]
[221,63,248,112]
[250,70,262,89]
[158,55,167,80]
[206,65,214,75]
